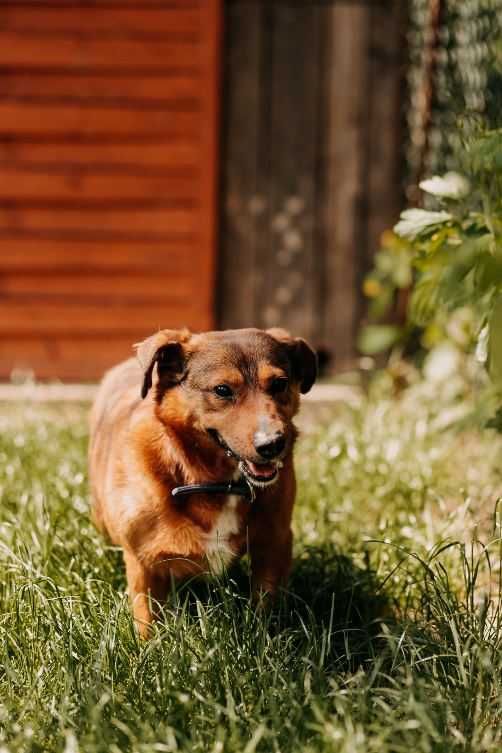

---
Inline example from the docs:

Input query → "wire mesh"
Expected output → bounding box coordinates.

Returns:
[407,0,502,189]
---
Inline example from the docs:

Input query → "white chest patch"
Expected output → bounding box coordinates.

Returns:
[203,495,241,574]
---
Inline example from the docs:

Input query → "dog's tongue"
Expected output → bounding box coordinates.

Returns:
[245,461,276,479]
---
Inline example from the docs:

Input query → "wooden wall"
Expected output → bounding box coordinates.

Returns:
[219,0,405,369]
[0,0,221,381]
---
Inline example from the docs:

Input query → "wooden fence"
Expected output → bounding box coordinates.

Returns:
[218,0,405,368]
[0,0,221,380]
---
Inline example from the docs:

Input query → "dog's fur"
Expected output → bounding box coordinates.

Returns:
[89,327,317,636]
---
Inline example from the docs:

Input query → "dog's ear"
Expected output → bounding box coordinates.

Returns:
[135,329,191,398]
[267,328,318,394]
[293,338,318,393]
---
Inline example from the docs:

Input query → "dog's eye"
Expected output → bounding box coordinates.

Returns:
[214,384,234,399]
[269,377,288,395]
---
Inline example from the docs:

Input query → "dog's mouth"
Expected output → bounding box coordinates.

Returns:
[239,459,281,488]
[207,429,282,488]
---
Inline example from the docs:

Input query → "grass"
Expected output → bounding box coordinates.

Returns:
[0,370,501,753]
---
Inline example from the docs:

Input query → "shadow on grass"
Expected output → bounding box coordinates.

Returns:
[283,546,390,671]
[165,544,391,672]
[99,541,390,671]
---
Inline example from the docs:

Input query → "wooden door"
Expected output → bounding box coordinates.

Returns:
[0,0,221,381]
[218,1,404,369]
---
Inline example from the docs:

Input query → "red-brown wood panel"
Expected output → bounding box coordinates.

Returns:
[0,336,149,382]
[0,73,201,101]
[0,271,194,300]
[0,33,200,68]
[0,207,198,234]
[0,141,199,169]
[0,7,201,34]
[0,0,221,381]
[0,168,198,201]
[0,238,197,271]
[0,103,200,137]
[0,301,208,334]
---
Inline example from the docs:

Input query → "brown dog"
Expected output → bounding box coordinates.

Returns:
[89,327,317,636]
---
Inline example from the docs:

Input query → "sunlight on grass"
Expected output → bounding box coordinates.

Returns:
[0,378,501,752]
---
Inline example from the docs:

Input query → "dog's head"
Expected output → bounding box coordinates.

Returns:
[136,327,317,487]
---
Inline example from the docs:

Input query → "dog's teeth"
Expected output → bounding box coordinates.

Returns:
[226,450,233,458]
[277,460,284,469]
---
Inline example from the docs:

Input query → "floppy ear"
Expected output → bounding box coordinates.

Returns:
[267,328,318,394]
[292,338,318,393]
[135,329,191,398]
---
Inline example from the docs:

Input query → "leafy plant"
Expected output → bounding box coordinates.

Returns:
[360,129,502,403]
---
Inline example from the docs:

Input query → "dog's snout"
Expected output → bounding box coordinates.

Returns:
[254,432,286,460]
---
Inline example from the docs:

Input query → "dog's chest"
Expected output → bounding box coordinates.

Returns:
[202,495,243,574]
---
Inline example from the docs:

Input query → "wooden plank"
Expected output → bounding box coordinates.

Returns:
[0,102,199,137]
[196,0,221,328]
[0,33,200,69]
[0,330,218,381]
[218,1,263,329]
[0,93,198,109]
[0,271,193,300]
[0,301,209,335]
[320,4,371,368]
[0,206,198,235]
[0,7,200,35]
[0,72,200,102]
[2,1,199,7]
[0,141,199,170]
[0,167,198,201]
[0,336,144,381]
[366,0,405,269]
[0,237,197,270]
[255,4,322,344]
[220,4,323,343]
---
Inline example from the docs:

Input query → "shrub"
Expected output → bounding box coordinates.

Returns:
[361,129,502,421]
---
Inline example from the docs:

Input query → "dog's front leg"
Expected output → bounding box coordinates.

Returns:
[123,550,166,638]
[249,527,293,604]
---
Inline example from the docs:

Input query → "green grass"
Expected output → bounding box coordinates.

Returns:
[0,376,501,753]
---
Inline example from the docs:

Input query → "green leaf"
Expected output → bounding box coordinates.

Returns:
[367,285,394,320]
[357,324,402,355]
[409,275,440,326]
[393,256,413,287]
[468,129,502,175]
[394,209,452,240]
[473,252,502,293]
[486,407,502,432]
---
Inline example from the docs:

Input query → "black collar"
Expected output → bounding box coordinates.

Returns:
[171,478,255,503]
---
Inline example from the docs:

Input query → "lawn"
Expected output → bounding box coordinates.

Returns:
[0,368,501,753]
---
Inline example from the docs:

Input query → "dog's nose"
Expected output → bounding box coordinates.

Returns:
[254,432,286,460]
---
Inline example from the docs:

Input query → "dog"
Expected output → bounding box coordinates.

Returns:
[89,327,317,636]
